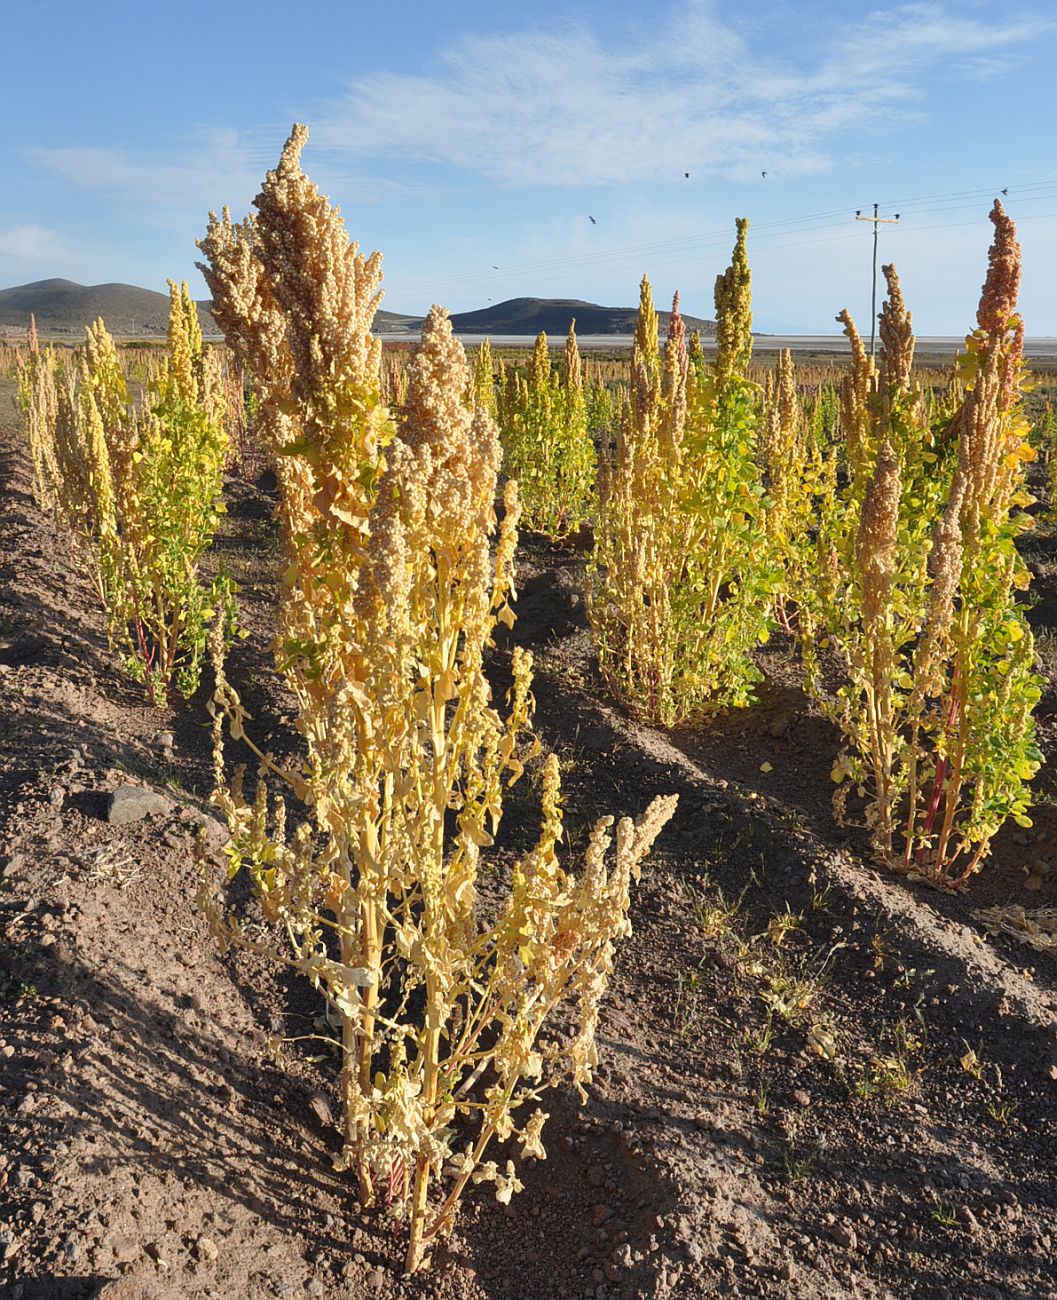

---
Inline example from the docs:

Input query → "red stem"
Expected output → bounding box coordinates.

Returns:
[914,694,961,866]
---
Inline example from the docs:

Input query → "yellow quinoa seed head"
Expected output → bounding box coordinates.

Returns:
[714,217,752,383]
[878,264,915,393]
[564,319,582,393]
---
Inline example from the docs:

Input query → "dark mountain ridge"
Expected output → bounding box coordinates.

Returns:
[400,296,716,337]
[0,279,216,336]
[0,281,715,339]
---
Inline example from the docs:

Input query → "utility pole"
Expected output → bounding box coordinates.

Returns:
[855,204,901,358]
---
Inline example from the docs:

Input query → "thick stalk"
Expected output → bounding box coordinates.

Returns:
[351,886,380,1204]
[931,611,974,876]
[932,732,966,879]
[861,623,894,858]
[408,573,455,1272]
[902,722,922,870]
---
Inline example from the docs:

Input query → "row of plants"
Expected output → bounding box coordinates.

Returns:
[16,288,233,700]
[10,119,1043,1268]
[12,130,674,1273]
[486,201,1038,890]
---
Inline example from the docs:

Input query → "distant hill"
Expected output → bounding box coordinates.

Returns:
[0,279,217,337]
[0,281,714,340]
[379,297,716,338]
[459,297,714,337]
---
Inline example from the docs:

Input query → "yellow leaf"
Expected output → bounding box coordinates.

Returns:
[461,818,494,848]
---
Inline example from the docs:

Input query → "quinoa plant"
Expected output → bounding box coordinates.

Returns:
[759,349,832,631]
[807,204,1040,883]
[472,337,498,418]
[15,316,60,513]
[198,125,676,1273]
[587,222,776,725]
[497,325,596,538]
[33,292,230,701]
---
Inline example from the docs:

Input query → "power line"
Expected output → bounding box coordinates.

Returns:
[855,204,901,358]
[390,194,1057,296]
[382,176,1057,302]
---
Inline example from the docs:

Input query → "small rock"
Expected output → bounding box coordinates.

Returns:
[110,1236,141,1264]
[196,1236,219,1262]
[194,813,231,856]
[367,1268,386,1291]
[958,1206,981,1234]
[106,785,173,826]
[305,1281,324,1297]
[792,1089,811,1107]
[308,1092,334,1127]
[144,1237,169,1268]
[828,1224,857,1249]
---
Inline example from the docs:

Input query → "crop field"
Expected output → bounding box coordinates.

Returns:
[2,126,1057,1300]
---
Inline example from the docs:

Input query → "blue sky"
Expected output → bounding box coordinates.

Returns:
[3,0,1056,333]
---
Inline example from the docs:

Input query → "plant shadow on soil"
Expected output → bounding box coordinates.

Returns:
[3,403,1057,1296]
[6,932,680,1299]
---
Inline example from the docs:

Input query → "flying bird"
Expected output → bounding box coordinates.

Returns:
[492,265,499,269]
[588,215,596,224]
[761,171,768,179]
[1001,187,1008,195]
[684,172,690,179]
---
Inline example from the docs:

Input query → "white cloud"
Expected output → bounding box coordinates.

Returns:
[307,2,1052,187]
[26,129,276,227]
[22,5,1052,206]
[27,126,418,229]
[949,55,1021,81]
[0,223,71,263]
